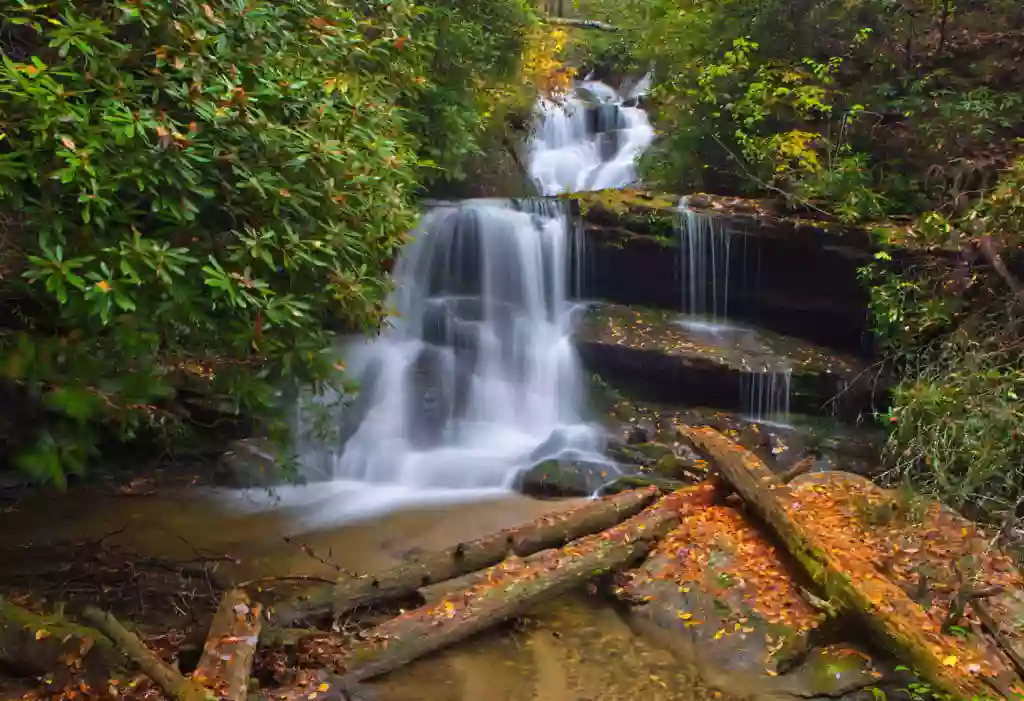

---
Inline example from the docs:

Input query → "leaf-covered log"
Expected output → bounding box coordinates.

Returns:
[268,486,659,625]
[338,484,718,683]
[679,425,1021,700]
[192,589,262,701]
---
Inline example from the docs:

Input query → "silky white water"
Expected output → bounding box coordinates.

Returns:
[228,200,610,527]
[528,75,655,195]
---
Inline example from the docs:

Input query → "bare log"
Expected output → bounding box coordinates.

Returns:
[192,589,261,701]
[338,484,719,683]
[267,486,659,625]
[595,474,689,497]
[544,17,619,32]
[678,425,1020,700]
[0,596,117,678]
[81,606,209,701]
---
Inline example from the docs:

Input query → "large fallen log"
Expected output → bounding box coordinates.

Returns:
[0,596,118,679]
[338,484,719,683]
[192,589,262,701]
[679,425,1022,700]
[544,17,619,31]
[267,486,659,625]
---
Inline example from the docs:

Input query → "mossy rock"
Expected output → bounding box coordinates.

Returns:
[514,457,614,498]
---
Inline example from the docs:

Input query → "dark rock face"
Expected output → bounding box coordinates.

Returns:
[572,191,875,353]
[575,303,888,421]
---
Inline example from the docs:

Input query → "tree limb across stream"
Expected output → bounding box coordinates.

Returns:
[267,485,659,625]
[337,484,718,683]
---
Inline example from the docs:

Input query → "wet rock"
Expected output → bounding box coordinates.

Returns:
[576,303,885,421]
[216,438,297,488]
[626,420,654,445]
[514,456,615,498]
[571,188,879,352]
[528,428,576,463]
[616,502,883,699]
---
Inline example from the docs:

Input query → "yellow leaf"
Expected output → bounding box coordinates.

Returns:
[318,683,330,692]
[942,655,958,667]
[35,628,50,641]
[677,611,693,620]
[713,629,725,641]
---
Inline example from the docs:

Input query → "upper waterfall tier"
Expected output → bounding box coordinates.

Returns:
[527,75,654,196]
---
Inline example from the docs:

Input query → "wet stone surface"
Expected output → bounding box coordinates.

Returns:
[576,303,886,421]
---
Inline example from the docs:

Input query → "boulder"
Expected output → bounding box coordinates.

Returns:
[216,437,297,488]
[513,456,617,498]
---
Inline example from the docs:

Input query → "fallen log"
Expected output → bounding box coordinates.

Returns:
[679,425,1021,700]
[192,589,262,701]
[0,596,117,679]
[595,474,689,496]
[267,486,659,625]
[337,484,718,683]
[544,17,619,31]
[82,606,209,701]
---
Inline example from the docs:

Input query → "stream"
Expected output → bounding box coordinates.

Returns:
[0,73,874,701]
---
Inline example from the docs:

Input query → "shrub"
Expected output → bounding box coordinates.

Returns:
[0,0,533,484]
[867,160,1024,518]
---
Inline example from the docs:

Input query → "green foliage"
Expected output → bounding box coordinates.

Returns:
[0,0,534,484]
[582,0,1024,520]
[865,160,1024,518]
[586,0,1024,221]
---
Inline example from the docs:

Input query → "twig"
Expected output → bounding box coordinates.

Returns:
[237,574,338,588]
[282,536,361,579]
[780,453,819,484]
[976,235,1024,306]
[708,133,836,219]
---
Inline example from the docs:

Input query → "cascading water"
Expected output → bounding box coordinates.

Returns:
[528,74,655,196]
[245,200,610,525]
[740,367,793,426]
[677,197,736,324]
[337,199,607,487]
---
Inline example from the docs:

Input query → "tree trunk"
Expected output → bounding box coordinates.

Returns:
[0,596,117,679]
[338,484,719,683]
[595,474,690,496]
[82,606,209,701]
[544,17,619,32]
[192,589,262,701]
[678,425,1019,700]
[267,487,659,625]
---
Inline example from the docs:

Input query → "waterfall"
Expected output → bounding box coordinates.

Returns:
[677,197,735,323]
[527,74,654,196]
[333,199,607,489]
[740,367,793,426]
